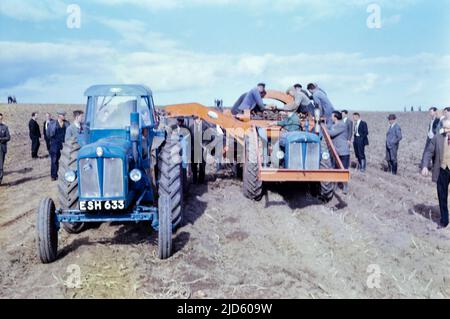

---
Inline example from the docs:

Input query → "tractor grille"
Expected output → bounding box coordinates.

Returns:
[79,158,101,198]
[305,143,320,170]
[288,143,303,169]
[103,158,124,197]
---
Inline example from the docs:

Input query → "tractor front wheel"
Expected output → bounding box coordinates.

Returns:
[58,139,85,234]
[36,197,58,264]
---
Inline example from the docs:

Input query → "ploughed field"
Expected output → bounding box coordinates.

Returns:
[0,103,449,298]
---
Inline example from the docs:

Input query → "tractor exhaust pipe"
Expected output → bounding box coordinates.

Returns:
[130,101,139,164]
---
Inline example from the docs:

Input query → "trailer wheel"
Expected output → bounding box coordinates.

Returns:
[157,195,172,259]
[158,135,184,229]
[310,158,335,202]
[58,139,85,234]
[243,133,263,201]
[36,197,58,264]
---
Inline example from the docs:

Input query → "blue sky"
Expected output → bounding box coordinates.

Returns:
[0,0,449,110]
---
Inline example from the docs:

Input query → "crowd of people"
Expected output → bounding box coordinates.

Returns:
[0,109,84,186]
[0,89,448,229]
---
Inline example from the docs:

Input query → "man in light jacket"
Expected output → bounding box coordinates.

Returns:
[329,111,350,194]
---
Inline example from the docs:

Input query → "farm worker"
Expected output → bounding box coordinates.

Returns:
[0,113,11,185]
[421,107,440,169]
[421,119,450,229]
[307,83,335,127]
[352,113,369,173]
[65,110,84,143]
[28,112,41,159]
[274,86,314,115]
[341,110,353,146]
[47,110,70,181]
[329,111,350,194]
[236,83,274,115]
[231,92,247,115]
[385,114,402,175]
[269,111,301,148]
[43,113,53,154]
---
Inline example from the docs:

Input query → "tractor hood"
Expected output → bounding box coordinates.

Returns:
[78,137,132,159]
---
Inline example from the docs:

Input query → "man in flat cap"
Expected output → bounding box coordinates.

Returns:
[386,114,402,175]
[47,109,70,181]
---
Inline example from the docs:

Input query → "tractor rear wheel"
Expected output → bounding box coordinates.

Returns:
[310,158,336,202]
[157,195,172,259]
[243,133,263,201]
[157,135,184,256]
[36,197,58,264]
[58,139,85,234]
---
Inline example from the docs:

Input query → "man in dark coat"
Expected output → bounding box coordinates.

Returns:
[421,119,450,229]
[28,112,41,159]
[385,114,403,175]
[0,113,11,185]
[47,110,70,181]
[352,113,369,172]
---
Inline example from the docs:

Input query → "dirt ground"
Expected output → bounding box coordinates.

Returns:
[0,103,449,299]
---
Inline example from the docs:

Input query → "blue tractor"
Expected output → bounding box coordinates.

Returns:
[36,85,189,263]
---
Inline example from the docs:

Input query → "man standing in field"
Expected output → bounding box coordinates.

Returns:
[385,114,403,175]
[342,110,353,146]
[28,112,41,159]
[329,111,350,194]
[352,113,369,173]
[65,110,84,143]
[47,110,70,181]
[0,113,11,185]
[422,107,440,169]
[43,112,53,154]
[421,119,450,229]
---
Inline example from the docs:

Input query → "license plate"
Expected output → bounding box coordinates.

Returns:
[79,200,125,212]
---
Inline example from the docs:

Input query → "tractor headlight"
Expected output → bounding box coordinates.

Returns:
[129,169,142,182]
[96,147,104,157]
[322,151,330,161]
[64,170,76,183]
[276,150,285,160]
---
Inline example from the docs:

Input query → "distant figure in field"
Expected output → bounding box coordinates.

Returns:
[385,114,402,175]
[47,110,70,181]
[422,107,440,169]
[411,106,414,112]
[28,112,41,159]
[0,113,11,185]
[65,110,84,143]
[421,119,450,229]
[329,111,350,194]
[352,113,369,173]
[307,83,335,126]
[7,96,13,104]
[43,113,53,154]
